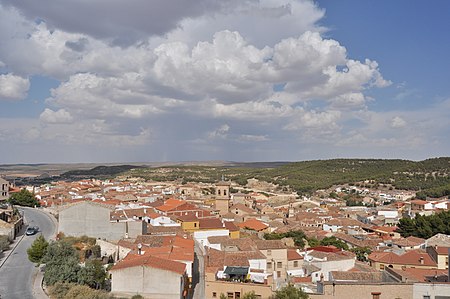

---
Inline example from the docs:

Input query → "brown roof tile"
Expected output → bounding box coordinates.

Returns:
[111,254,186,274]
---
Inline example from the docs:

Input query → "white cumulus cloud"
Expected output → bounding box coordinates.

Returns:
[0,73,30,100]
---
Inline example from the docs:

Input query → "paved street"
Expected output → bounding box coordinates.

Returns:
[192,240,205,299]
[0,207,56,299]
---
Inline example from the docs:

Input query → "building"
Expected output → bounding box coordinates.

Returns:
[58,201,146,240]
[110,254,188,299]
[0,178,10,201]
[215,181,231,216]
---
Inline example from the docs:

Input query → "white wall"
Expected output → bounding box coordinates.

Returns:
[309,258,355,282]
[249,258,267,271]
[194,230,229,247]
[413,283,450,299]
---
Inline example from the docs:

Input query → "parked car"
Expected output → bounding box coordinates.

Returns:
[26,226,39,236]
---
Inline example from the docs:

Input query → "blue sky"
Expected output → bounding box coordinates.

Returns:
[0,0,449,163]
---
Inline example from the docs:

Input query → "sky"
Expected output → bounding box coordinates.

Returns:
[0,0,449,164]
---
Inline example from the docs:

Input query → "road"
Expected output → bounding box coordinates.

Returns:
[192,240,205,299]
[0,207,56,299]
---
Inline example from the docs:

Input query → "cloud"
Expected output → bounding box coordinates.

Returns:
[390,116,407,128]
[40,108,74,124]
[4,1,428,163]
[238,134,269,142]
[0,73,30,100]
[208,124,230,139]
[1,0,242,46]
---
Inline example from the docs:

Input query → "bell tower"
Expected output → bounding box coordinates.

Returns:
[215,177,230,215]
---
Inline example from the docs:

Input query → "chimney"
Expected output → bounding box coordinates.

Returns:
[419,256,424,265]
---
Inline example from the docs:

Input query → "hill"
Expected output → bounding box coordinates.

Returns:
[124,157,450,197]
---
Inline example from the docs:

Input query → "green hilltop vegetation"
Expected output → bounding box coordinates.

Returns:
[24,157,446,198]
[119,157,450,198]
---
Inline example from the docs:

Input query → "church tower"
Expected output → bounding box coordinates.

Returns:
[215,178,231,216]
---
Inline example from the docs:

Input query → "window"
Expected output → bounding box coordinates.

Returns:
[224,190,227,196]
[267,249,272,255]
[277,271,281,278]
[379,264,385,270]
[371,292,381,299]
[294,261,298,267]
[277,262,282,269]
[267,262,272,269]
[212,292,217,298]
[423,296,430,299]
[235,292,241,299]
[227,292,233,299]
[194,223,197,227]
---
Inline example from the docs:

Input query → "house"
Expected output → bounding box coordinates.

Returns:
[176,214,200,232]
[322,218,365,233]
[287,249,304,276]
[229,203,254,216]
[0,178,10,201]
[155,199,210,218]
[224,221,240,239]
[302,250,356,282]
[255,239,289,280]
[315,273,413,299]
[237,218,269,232]
[204,247,273,299]
[134,235,195,282]
[391,236,425,252]
[426,245,450,269]
[368,249,437,270]
[410,200,429,211]
[0,205,24,240]
[110,253,188,299]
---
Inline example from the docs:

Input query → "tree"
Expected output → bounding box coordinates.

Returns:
[8,189,40,207]
[305,237,320,248]
[319,237,349,250]
[350,246,372,262]
[62,284,111,299]
[396,217,415,237]
[77,260,107,289]
[396,211,450,239]
[27,235,49,263]
[264,230,306,248]
[273,284,309,299]
[43,240,81,286]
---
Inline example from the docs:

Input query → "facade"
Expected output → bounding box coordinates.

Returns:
[58,201,146,240]
[0,178,9,201]
[205,274,273,299]
[313,281,413,299]
[110,254,188,299]
[255,240,289,281]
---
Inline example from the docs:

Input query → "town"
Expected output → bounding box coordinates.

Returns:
[1,170,449,299]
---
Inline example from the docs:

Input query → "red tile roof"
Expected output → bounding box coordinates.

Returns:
[287,249,303,261]
[237,218,268,231]
[110,254,186,274]
[224,221,239,232]
[369,249,437,267]
[199,218,224,229]
[156,199,186,212]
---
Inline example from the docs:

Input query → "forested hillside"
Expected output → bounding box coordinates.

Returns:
[123,157,450,197]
